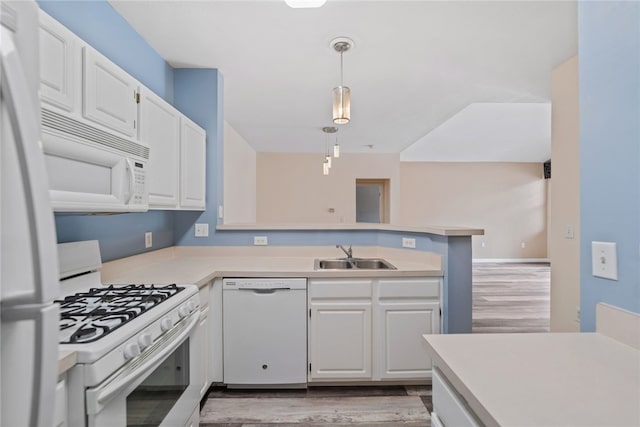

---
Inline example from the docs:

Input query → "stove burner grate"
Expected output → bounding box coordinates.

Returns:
[56,284,183,344]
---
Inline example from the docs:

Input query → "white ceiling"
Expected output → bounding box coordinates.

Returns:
[110,0,577,161]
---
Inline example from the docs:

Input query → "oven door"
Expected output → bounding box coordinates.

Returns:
[85,311,200,427]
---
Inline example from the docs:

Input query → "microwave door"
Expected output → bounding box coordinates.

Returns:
[1,4,60,427]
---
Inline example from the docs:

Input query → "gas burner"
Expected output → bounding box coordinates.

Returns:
[56,284,183,344]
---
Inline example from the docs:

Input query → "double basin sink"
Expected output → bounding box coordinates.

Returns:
[314,258,397,270]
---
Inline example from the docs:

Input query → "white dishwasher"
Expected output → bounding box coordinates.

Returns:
[223,278,307,388]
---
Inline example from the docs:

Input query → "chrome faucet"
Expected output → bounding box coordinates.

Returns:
[336,244,353,260]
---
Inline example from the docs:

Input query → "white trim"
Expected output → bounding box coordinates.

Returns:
[472,258,550,263]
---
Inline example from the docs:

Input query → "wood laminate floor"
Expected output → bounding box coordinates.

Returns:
[472,262,551,333]
[200,262,551,426]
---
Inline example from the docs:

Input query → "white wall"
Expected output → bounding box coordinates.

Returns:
[550,56,580,332]
[223,121,256,223]
[256,153,400,223]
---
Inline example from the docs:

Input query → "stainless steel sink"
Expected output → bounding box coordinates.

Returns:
[314,258,397,270]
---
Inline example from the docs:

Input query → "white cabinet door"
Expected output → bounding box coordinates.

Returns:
[179,116,206,209]
[82,47,137,137]
[376,301,440,379]
[308,279,372,381]
[309,303,372,380]
[138,87,180,208]
[53,376,68,427]
[199,305,210,399]
[39,11,76,112]
[374,278,441,380]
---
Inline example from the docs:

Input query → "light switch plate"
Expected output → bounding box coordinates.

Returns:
[145,232,152,248]
[194,223,209,237]
[591,241,618,280]
[564,224,575,239]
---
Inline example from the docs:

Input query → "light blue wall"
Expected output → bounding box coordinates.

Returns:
[38,0,177,261]
[172,69,223,244]
[578,1,640,331]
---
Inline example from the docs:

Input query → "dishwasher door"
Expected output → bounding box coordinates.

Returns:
[222,278,307,387]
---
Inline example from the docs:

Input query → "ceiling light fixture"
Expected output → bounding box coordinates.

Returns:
[285,0,327,8]
[331,37,354,125]
[322,126,339,175]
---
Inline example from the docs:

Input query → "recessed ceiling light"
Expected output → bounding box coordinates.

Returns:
[285,0,327,8]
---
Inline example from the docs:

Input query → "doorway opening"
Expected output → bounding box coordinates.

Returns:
[355,179,390,223]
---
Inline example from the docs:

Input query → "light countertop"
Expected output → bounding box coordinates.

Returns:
[423,332,640,427]
[58,350,77,376]
[216,223,484,237]
[101,245,444,288]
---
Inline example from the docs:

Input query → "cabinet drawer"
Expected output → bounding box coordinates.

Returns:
[432,368,481,427]
[377,278,440,299]
[310,279,372,299]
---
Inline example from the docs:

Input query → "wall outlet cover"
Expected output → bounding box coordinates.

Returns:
[195,223,209,237]
[254,236,268,246]
[402,237,416,249]
[145,232,152,248]
[591,241,618,280]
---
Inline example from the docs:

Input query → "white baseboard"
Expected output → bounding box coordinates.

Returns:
[473,258,550,263]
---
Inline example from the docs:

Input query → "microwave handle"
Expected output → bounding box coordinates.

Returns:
[0,27,60,305]
[86,312,199,414]
[125,157,135,204]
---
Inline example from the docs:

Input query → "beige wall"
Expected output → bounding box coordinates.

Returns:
[399,162,548,259]
[550,56,580,332]
[256,153,400,223]
[223,121,256,224]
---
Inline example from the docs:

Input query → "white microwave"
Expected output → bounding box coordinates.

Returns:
[41,108,149,212]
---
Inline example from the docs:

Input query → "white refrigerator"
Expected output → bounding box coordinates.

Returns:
[1,1,60,426]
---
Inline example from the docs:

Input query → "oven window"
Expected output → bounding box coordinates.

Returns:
[126,338,190,427]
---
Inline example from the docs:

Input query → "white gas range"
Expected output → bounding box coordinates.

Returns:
[57,241,201,427]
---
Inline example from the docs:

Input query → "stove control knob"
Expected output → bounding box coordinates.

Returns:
[138,332,153,349]
[160,317,174,332]
[186,301,197,312]
[178,305,190,318]
[123,342,141,360]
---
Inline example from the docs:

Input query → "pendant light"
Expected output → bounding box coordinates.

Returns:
[322,126,339,175]
[331,38,354,125]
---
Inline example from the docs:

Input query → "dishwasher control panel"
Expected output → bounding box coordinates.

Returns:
[223,278,307,290]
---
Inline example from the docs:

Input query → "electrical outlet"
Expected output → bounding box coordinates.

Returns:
[402,238,416,249]
[254,236,268,246]
[194,223,209,237]
[591,241,618,280]
[145,232,152,248]
[521,242,526,249]
[218,205,224,219]
[481,241,486,248]
[576,306,581,323]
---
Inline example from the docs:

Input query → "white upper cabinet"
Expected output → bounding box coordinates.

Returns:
[179,116,206,210]
[39,10,77,112]
[82,46,138,138]
[138,87,181,208]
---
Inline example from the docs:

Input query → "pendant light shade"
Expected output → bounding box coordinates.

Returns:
[285,0,326,8]
[330,38,354,125]
[333,86,350,124]
[333,142,340,158]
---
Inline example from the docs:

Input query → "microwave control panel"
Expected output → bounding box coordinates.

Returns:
[131,161,147,206]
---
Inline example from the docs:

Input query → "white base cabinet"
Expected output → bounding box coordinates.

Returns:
[309,279,372,380]
[54,375,68,427]
[374,278,441,380]
[308,277,442,383]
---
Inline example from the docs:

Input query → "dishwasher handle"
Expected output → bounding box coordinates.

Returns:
[239,287,291,294]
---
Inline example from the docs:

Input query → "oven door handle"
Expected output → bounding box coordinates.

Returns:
[85,311,199,414]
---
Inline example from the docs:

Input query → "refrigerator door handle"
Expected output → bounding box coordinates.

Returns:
[2,303,59,427]
[1,26,60,305]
